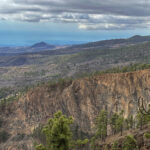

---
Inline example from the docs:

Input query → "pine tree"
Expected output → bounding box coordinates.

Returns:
[124,118,130,130]
[95,110,108,141]
[110,111,124,135]
[35,111,73,150]
[110,113,119,134]
[128,115,134,129]
[138,98,150,140]
[35,111,88,150]
[116,111,124,136]
[136,111,148,129]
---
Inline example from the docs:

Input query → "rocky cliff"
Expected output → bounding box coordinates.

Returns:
[1,70,150,149]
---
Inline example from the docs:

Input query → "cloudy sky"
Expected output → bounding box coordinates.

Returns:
[1,0,150,46]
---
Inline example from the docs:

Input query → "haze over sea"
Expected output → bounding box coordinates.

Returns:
[1,21,150,47]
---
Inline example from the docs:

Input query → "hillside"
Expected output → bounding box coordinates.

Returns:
[68,35,150,49]
[1,35,150,88]
[0,40,150,87]
[0,69,150,149]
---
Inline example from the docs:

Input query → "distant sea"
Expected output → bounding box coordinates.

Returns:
[0,30,131,47]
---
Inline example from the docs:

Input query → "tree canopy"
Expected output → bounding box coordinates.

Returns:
[35,111,88,150]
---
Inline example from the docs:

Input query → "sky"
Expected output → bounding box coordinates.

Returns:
[1,0,150,46]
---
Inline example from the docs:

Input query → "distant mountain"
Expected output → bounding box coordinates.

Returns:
[30,42,55,49]
[70,35,150,49]
[128,35,150,42]
[0,42,56,54]
[31,42,48,47]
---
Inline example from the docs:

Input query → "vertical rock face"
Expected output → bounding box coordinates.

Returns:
[1,70,150,149]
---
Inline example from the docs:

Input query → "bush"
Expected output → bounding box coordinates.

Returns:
[76,63,150,79]
[0,118,3,128]
[90,136,97,150]
[12,133,25,141]
[0,87,14,99]
[112,141,120,150]
[122,135,137,150]
[35,144,46,150]
[0,130,10,143]
[104,145,109,150]
[47,78,72,91]
[144,133,150,139]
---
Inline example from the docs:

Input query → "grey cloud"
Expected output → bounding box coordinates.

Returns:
[12,0,150,16]
[1,0,150,30]
[0,7,42,14]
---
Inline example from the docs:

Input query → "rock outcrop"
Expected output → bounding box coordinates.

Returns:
[1,70,150,149]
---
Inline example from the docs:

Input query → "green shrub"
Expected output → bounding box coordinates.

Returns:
[90,136,97,150]
[35,144,46,150]
[0,130,10,143]
[75,63,150,79]
[104,145,109,150]
[122,135,137,150]
[0,118,3,128]
[144,133,150,139]
[47,78,72,91]
[0,87,14,99]
[12,133,25,141]
[112,141,120,150]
